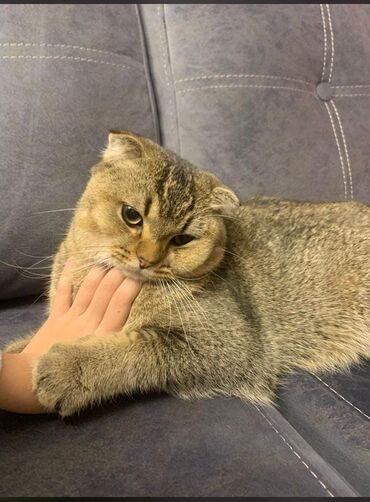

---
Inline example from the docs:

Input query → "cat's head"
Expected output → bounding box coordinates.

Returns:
[73,131,239,282]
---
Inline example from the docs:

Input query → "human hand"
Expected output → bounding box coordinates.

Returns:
[23,258,142,357]
[0,258,141,414]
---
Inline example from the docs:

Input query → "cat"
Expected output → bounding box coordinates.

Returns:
[5,131,370,416]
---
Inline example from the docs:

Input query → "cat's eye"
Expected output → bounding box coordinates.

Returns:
[171,234,195,247]
[122,205,142,227]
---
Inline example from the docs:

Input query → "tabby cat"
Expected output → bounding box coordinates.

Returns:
[6,131,370,416]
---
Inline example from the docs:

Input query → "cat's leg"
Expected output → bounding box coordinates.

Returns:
[3,334,35,354]
[33,325,275,416]
[32,329,177,416]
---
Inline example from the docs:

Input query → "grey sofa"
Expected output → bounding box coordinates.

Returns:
[0,4,369,497]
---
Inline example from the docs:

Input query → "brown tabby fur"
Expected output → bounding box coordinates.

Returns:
[5,131,370,416]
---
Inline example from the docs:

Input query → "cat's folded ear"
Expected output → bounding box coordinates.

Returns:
[101,131,145,161]
[210,186,240,214]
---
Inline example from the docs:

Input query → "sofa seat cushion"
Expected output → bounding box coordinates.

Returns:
[277,365,370,496]
[0,298,357,497]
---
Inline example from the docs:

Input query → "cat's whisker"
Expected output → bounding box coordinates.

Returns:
[160,280,171,384]
[51,261,100,282]
[175,290,208,337]
[0,258,54,275]
[7,247,115,276]
[166,281,196,358]
[0,258,26,271]
[14,263,54,271]
[221,248,250,266]
[176,279,209,324]
[20,256,99,276]
[69,244,114,251]
[14,271,52,280]
[16,250,55,260]
[0,259,52,278]
[9,245,130,279]
[169,277,207,332]
[31,207,79,215]
[31,290,49,306]
[171,278,211,334]
[210,270,241,297]
[159,279,173,340]
[21,257,54,270]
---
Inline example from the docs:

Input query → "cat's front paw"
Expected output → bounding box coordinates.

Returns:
[33,343,94,417]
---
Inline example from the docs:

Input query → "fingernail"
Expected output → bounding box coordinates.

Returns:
[90,264,107,274]
[110,267,126,279]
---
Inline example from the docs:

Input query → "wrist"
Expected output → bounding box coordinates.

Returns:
[0,353,47,414]
[19,351,40,367]
[21,324,53,356]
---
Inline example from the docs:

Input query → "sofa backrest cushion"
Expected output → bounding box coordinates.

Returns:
[0,4,158,300]
[141,4,370,205]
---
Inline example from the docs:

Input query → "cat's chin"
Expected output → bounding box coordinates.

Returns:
[92,257,152,283]
[119,266,151,282]
[112,264,151,282]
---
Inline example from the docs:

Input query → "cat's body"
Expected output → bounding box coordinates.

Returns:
[6,132,370,416]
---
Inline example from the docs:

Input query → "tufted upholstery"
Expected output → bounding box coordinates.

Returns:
[0,4,369,497]
[0,4,158,301]
[140,4,370,495]
[141,4,370,205]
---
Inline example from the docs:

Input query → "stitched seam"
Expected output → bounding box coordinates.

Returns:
[135,5,161,144]
[255,406,334,497]
[157,4,174,122]
[334,84,370,88]
[334,93,370,97]
[324,102,348,200]
[0,42,127,60]
[177,84,313,95]
[0,54,132,69]
[326,4,335,82]
[163,4,181,156]
[320,4,328,81]
[175,74,312,86]
[311,374,370,421]
[331,101,354,199]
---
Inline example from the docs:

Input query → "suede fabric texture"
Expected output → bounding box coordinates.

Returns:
[140,4,369,205]
[0,3,369,497]
[0,300,357,497]
[0,4,158,301]
[278,366,370,497]
[138,10,370,491]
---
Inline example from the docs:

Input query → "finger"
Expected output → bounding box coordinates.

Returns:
[70,266,109,314]
[83,268,127,323]
[50,257,74,317]
[96,277,142,334]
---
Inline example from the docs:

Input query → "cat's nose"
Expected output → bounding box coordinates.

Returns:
[138,256,154,269]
